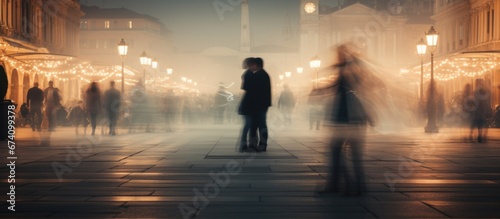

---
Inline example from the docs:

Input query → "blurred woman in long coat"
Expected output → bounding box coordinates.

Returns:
[321,44,379,196]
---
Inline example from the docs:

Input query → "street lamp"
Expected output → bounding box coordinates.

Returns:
[285,71,292,78]
[416,38,427,102]
[151,58,158,90]
[139,51,150,90]
[425,26,439,133]
[167,68,173,75]
[117,39,128,95]
[309,57,321,88]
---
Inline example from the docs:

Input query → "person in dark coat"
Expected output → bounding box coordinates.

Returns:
[84,82,102,135]
[245,57,272,152]
[103,81,121,135]
[321,44,377,196]
[27,82,44,131]
[238,57,255,152]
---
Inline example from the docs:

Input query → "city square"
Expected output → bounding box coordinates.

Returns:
[1,0,500,218]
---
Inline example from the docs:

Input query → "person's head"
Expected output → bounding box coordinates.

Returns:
[33,82,39,87]
[89,81,99,92]
[242,57,254,69]
[110,80,115,88]
[248,57,263,72]
[48,81,54,88]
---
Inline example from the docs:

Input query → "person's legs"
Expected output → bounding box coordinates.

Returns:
[34,109,42,131]
[108,111,117,135]
[256,108,269,151]
[249,113,259,149]
[239,115,251,151]
[90,113,97,135]
[326,134,344,192]
[46,106,54,131]
[349,126,367,195]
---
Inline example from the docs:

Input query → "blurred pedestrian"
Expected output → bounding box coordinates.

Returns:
[84,82,102,135]
[246,57,272,152]
[163,89,176,132]
[103,81,121,135]
[308,89,323,130]
[469,79,491,142]
[27,82,44,132]
[66,100,88,135]
[278,84,295,125]
[321,44,376,196]
[43,81,62,131]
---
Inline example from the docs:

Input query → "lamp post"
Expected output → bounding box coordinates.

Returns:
[117,39,128,95]
[416,38,427,102]
[309,57,321,88]
[425,26,439,133]
[139,51,150,91]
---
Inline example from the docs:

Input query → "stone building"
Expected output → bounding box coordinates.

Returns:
[1,0,83,105]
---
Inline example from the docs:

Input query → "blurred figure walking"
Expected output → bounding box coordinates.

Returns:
[469,79,491,142]
[84,82,102,136]
[277,84,295,125]
[103,81,121,135]
[26,82,44,132]
[43,81,62,131]
[321,44,377,196]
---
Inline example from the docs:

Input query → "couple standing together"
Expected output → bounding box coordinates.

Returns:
[238,57,272,152]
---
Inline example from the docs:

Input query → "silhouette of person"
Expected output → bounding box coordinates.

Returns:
[246,57,272,152]
[470,79,491,142]
[278,84,295,125]
[84,82,102,135]
[238,57,255,152]
[321,44,375,196]
[27,82,44,132]
[43,81,62,131]
[103,81,121,135]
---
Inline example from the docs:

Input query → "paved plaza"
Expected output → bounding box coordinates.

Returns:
[1,120,500,219]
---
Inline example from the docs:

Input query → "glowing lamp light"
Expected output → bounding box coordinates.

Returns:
[140,51,149,66]
[296,67,303,74]
[416,38,427,56]
[285,72,292,77]
[181,77,187,82]
[279,75,284,80]
[152,58,158,69]
[309,57,321,68]
[425,26,439,53]
[167,68,173,74]
[117,39,128,57]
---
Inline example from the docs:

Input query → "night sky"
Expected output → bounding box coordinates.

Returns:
[80,0,303,52]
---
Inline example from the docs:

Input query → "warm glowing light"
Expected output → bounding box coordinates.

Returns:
[285,72,292,77]
[309,57,321,68]
[167,68,173,74]
[425,26,439,53]
[140,51,149,66]
[279,75,284,80]
[416,38,427,56]
[296,67,303,74]
[117,39,128,57]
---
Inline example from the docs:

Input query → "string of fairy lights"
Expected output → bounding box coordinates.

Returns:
[401,56,498,81]
[1,55,200,95]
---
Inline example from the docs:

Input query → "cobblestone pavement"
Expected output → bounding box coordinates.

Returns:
[1,120,500,218]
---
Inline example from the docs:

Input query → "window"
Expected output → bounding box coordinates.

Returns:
[129,21,133,29]
[104,20,110,29]
[459,24,464,45]
[80,20,88,29]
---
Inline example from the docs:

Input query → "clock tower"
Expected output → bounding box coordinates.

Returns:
[300,0,320,65]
